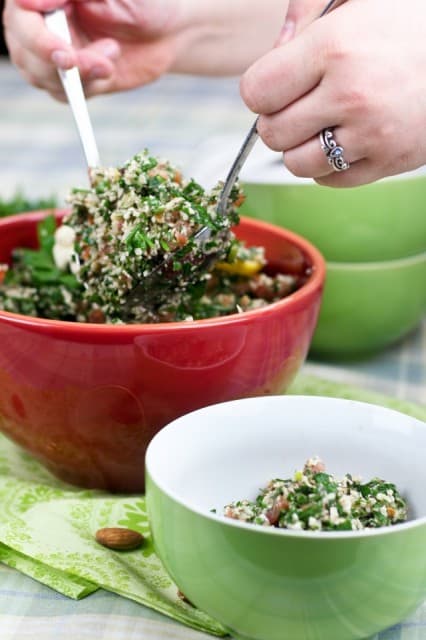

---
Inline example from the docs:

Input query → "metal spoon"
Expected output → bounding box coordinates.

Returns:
[44,8,100,171]
[122,0,344,313]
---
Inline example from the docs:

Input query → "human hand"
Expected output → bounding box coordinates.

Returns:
[240,0,426,187]
[4,0,286,101]
[3,0,185,100]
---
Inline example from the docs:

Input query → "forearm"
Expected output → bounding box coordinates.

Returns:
[171,0,289,75]
[5,0,288,98]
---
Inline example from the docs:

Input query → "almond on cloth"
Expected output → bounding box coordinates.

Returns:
[95,527,144,551]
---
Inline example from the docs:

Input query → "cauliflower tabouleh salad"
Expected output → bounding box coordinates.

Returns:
[223,457,408,531]
[0,150,304,324]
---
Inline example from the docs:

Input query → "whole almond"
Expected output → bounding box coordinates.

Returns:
[95,527,144,551]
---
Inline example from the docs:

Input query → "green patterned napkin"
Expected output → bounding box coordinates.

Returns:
[0,373,424,637]
[0,437,226,636]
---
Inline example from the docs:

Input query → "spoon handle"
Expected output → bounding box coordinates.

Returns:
[216,117,259,217]
[44,9,100,169]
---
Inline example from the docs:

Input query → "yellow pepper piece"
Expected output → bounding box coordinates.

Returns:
[215,259,263,277]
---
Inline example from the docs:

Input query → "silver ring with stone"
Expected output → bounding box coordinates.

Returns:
[320,128,350,172]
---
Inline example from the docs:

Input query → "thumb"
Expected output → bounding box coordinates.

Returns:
[278,0,346,44]
[278,0,323,44]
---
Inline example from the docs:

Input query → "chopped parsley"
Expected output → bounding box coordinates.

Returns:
[0,215,81,320]
[223,457,408,531]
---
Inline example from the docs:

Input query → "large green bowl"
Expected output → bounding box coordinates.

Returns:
[146,395,426,640]
[310,251,426,359]
[241,175,426,262]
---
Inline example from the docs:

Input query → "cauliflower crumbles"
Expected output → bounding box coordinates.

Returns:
[223,457,408,532]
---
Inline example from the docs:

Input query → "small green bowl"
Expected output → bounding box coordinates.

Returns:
[146,395,426,640]
[241,175,426,262]
[310,251,426,359]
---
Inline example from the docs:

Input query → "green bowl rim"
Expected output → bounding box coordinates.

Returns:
[241,172,426,188]
[326,251,426,270]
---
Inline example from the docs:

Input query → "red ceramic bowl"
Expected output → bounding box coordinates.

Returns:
[0,211,325,492]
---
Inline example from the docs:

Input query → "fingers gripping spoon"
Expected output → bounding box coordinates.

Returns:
[46,2,345,316]
[122,0,345,313]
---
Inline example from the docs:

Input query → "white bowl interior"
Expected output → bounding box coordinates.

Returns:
[147,396,426,524]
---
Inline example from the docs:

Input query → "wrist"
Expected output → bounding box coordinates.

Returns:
[170,0,287,75]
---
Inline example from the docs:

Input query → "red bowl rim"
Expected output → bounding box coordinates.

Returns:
[0,210,325,335]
